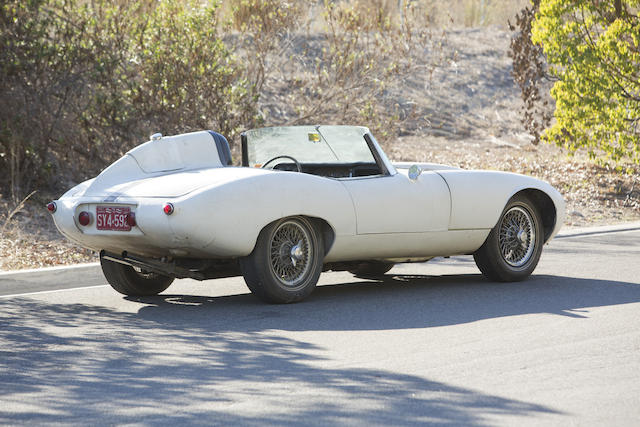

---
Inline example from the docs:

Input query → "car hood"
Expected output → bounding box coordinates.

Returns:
[81,166,267,198]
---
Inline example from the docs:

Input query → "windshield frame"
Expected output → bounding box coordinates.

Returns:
[240,126,395,177]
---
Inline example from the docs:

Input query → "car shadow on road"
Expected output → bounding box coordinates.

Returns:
[0,274,595,425]
[131,273,640,332]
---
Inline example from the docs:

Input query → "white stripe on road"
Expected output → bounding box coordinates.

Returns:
[556,224,640,239]
[0,284,109,299]
[0,262,99,277]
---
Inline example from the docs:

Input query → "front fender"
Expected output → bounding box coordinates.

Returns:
[437,170,565,240]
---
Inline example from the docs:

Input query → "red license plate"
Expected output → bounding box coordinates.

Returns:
[96,206,131,231]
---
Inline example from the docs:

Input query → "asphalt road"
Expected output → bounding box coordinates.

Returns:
[1,229,639,426]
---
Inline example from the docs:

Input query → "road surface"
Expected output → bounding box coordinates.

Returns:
[1,229,639,425]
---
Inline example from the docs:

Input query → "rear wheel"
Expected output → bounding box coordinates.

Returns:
[349,261,395,278]
[473,194,543,282]
[240,217,324,303]
[100,257,174,296]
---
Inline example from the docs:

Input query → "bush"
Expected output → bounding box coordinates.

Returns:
[531,0,640,166]
[1,0,446,200]
[1,0,86,201]
[0,0,257,200]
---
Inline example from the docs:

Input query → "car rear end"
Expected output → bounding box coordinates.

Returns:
[48,130,235,258]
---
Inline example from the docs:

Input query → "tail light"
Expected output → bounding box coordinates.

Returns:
[46,202,57,213]
[78,211,91,226]
[163,203,174,215]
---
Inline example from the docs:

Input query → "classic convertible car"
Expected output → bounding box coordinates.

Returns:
[49,126,565,303]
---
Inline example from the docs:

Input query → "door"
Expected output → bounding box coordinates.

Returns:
[340,171,451,234]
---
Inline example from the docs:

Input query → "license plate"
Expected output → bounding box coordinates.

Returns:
[96,206,131,231]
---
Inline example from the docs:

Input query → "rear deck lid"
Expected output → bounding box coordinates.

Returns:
[84,166,265,198]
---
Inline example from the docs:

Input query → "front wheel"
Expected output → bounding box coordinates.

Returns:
[240,217,324,303]
[100,257,174,296]
[473,194,544,282]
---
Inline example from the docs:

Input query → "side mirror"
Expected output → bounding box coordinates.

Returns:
[408,164,422,181]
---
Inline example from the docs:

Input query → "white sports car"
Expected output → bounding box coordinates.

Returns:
[49,126,565,303]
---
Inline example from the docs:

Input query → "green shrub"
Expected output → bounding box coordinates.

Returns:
[531,0,640,166]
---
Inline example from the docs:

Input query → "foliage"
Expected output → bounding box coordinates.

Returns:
[531,0,640,165]
[1,0,446,199]
[0,0,256,200]
[291,0,433,137]
[1,0,82,201]
[508,0,553,144]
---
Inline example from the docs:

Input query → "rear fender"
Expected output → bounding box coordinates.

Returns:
[170,171,355,257]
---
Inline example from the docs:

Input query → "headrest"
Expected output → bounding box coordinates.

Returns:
[207,131,232,166]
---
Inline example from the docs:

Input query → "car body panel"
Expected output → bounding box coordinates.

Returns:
[437,169,565,239]
[323,229,488,262]
[340,170,450,234]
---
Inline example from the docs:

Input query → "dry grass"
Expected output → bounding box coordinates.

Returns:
[440,0,531,28]
[222,0,532,30]
[0,196,96,271]
[329,0,532,28]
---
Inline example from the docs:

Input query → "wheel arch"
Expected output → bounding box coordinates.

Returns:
[511,188,557,243]
[253,215,336,257]
[306,216,336,256]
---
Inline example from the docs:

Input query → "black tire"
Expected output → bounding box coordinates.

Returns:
[240,217,324,303]
[473,194,544,282]
[100,257,174,296]
[349,261,395,278]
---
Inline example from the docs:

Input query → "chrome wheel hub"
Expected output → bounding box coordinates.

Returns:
[269,221,312,287]
[290,242,304,266]
[498,206,536,268]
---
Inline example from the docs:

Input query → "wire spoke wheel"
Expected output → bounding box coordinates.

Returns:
[498,206,536,268]
[474,194,545,282]
[240,216,324,303]
[268,220,313,289]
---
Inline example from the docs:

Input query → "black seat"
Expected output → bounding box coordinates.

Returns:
[207,130,232,166]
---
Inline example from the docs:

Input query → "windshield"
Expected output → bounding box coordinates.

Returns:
[243,125,377,167]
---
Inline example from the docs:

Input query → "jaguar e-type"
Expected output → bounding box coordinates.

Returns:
[49,126,565,303]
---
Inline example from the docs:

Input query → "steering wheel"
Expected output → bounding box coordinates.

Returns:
[260,155,302,173]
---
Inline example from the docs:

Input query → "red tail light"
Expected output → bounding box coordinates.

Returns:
[163,203,174,215]
[127,212,136,227]
[46,202,57,213]
[78,211,91,226]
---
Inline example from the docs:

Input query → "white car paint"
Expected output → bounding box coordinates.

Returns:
[341,171,450,234]
[51,129,565,265]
